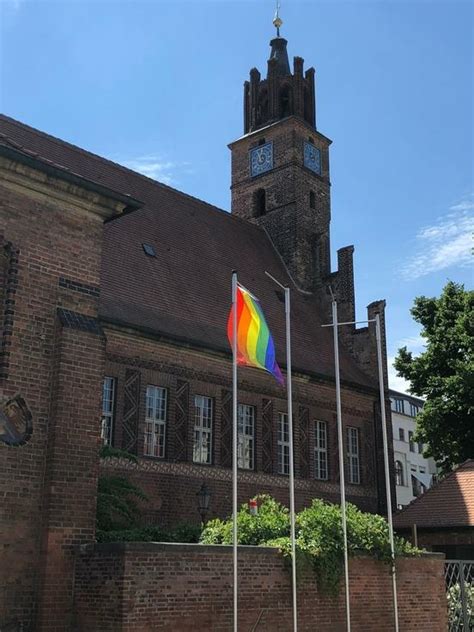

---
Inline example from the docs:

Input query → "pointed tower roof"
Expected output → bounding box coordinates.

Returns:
[269,1,290,76]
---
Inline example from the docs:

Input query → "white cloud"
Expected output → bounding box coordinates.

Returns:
[118,155,190,186]
[401,196,474,280]
[387,355,411,394]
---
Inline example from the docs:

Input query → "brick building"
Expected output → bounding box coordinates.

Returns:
[0,29,394,631]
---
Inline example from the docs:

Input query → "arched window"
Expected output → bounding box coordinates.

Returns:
[279,85,292,118]
[309,190,316,210]
[254,189,266,217]
[395,460,404,486]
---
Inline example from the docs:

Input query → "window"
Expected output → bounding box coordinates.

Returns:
[394,398,404,414]
[314,420,328,480]
[144,386,167,458]
[254,188,266,217]
[101,377,116,446]
[347,427,360,484]
[395,460,404,486]
[278,412,290,475]
[309,190,316,210]
[238,404,255,470]
[142,243,156,257]
[410,403,419,417]
[398,428,405,441]
[419,466,426,474]
[418,441,424,454]
[193,395,213,464]
[411,475,425,497]
[408,431,415,453]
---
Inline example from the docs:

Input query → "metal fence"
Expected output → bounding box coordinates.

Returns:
[445,560,474,631]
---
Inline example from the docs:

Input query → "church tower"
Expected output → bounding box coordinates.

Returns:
[229,8,332,292]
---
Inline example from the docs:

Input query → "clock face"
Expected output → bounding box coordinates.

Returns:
[250,142,274,177]
[304,142,321,175]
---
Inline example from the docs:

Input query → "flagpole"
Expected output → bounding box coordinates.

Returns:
[232,271,238,632]
[265,270,297,631]
[332,298,351,632]
[375,313,399,632]
[285,285,298,632]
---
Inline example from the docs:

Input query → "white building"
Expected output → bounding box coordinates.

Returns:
[390,390,438,508]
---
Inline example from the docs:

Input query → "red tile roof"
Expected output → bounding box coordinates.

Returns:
[394,461,474,529]
[0,114,376,389]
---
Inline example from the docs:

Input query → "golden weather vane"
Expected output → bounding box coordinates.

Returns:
[273,0,283,37]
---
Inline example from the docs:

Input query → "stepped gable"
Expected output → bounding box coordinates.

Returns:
[394,460,474,529]
[0,113,375,389]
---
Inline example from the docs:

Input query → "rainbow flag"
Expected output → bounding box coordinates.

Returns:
[227,283,284,386]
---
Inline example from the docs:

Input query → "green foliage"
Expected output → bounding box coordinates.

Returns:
[394,281,474,472]
[99,445,138,463]
[96,523,202,544]
[97,446,147,531]
[96,475,148,531]
[200,495,419,594]
[446,582,474,629]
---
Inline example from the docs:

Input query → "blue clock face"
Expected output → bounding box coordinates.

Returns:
[250,142,273,177]
[304,142,321,175]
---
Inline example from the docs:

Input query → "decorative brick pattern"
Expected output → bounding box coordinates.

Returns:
[261,398,274,474]
[299,406,310,479]
[174,379,189,462]
[74,544,448,632]
[220,389,232,468]
[0,240,19,380]
[58,276,100,298]
[57,308,102,335]
[122,369,141,454]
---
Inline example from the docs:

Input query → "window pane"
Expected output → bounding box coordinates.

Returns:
[144,386,167,458]
[278,413,290,475]
[314,420,328,480]
[238,404,255,469]
[101,377,116,446]
[347,427,360,484]
[193,395,213,464]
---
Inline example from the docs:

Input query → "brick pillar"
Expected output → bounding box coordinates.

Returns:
[37,324,105,631]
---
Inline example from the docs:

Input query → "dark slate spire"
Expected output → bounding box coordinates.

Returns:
[268,37,290,77]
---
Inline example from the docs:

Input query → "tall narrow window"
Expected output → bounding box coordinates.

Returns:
[398,428,405,441]
[193,395,213,464]
[314,420,328,480]
[394,399,404,414]
[347,427,360,484]
[309,190,316,210]
[395,460,404,486]
[101,377,116,446]
[238,404,255,470]
[408,431,415,453]
[254,188,266,217]
[144,385,167,458]
[278,412,290,475]
[410,403,419,417]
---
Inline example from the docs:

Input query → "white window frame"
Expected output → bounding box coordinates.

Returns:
[347,427,361,484]
[238,403,255,470]
[101,376,116,446]
[144,385,167,458]
[395,398,404,414]
[408,431,415,453]
[193,395,213,465]
[278,412,290,475]
[410,403,419,417]
[395,460,404,486]
[314,420,328,480]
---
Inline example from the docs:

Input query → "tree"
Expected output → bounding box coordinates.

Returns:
[394,281,474,472]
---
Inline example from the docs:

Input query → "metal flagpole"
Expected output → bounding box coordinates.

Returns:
[265,271,297,632]
[375,313,399,632]
[331,298,351,632]
[231,271,238,632]
[285,285,298,632]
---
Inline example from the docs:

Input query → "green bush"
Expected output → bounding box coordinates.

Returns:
[201,495,420,594]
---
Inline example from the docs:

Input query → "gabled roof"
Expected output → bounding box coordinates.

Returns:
[0,114,376,390]
[394,461,474,529]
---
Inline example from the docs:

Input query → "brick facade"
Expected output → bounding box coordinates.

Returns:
[73,543,448,631]
[0,153,128,630]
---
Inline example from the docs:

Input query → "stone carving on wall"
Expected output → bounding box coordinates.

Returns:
[0,394,33,446]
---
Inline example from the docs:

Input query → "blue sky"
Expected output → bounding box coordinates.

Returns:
[1,0,472,392]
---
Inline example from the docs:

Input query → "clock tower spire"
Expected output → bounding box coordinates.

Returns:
[229,16,332,292]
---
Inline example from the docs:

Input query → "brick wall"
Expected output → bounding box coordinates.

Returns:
[0,156,125,631]
[74,543,447,631]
